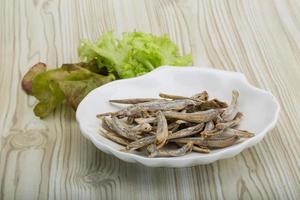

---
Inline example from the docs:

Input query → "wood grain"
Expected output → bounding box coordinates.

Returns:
[1,0,300,199]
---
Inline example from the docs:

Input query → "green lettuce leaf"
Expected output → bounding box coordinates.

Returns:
[78,32,192,78]
[31,64,114,118]
[23,31,192,118]
[21,62,47,94]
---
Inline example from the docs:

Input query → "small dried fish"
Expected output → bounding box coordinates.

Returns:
[199,121,216,137]
[148,131,157,135]
[159,92,203,102]
[101,117,114,132]
[147,143,157,154]
[164,109,221,123]
[184,105,200,113]
[137,99,199,111]
[200,128,224,137]
[216,112,243,129]
[177,142,210,153]
[149,142,193,157]
[109,98,160,104]
[176,120,188,124]
[126,135,156,151]
[170,125,180,133]
[102,131,130,146]
[97,112,114,118]
[200,121,223,137]
[97,107,145,118]
[200,99,228,110]
[127,116,135,124]
[223,128,254,138]
[169,137,205,145]
[156,111,169,148]
[170,135,239,148]
[212,99,228,108]
[99,99,199,117]
[134,117,157,124]
[159,92,190,100]
[131,123,152,133]
[168,122,179,130]
[168,122,180,133]
[192,145,210,153]
[221,90,239,121]
[204,121,215,131]
[111,116,140,140]
[168,123,204,139]
[97,90,253,157]
[191,91,209,101]
[178,121,197,127]
[214,115,223,124]
[204,135,240,148]
[200,121,217,137]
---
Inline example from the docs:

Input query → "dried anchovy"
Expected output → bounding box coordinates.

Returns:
[103,99,199,117]
[147,143,157,154]
[222,128,254,138]
[176,120,189,124]
[102,131,130,146]
[192,145,210,153]
[200,99,228,110]
[149,142,193,157]
[131,123,152,133]
[159,92,203,102]
[204,135,240,148]
[111,116,140,140]
[221,90,239,121]
[109,98,160,104]
[156,111,169,148]
[216,112,243,129]
[168,122,180,130]
[168,123,204,139]
[200,128,224,137]
[164,109,221,123]
[170,135,239,148]
[177,143,210,153]
[127,116,135,124]
[101,117,114,132]
[97,90,253,157]
[159,93,191,100]
[204,121,215,131]
[134,117,157,124]
[126,135,156,151]
[168,122,181,133]
[191,91,209,101]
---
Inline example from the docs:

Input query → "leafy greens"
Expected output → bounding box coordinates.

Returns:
[78,32,192,78]
[22,31,192,118]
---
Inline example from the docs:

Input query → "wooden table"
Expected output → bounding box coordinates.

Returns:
[1,0,299,199]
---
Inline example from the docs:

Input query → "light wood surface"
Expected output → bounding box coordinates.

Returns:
[1,0,300,199]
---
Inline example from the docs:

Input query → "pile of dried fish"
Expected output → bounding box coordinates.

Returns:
[97,90,254,157]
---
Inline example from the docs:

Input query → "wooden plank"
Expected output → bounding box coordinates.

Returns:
[0,0,299,199]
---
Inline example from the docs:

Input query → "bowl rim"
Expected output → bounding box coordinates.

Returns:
[76,66,280,167]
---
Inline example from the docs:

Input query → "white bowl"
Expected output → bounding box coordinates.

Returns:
[76,66,280,167]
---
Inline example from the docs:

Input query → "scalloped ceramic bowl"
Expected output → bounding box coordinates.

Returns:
[76,66,280,167]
